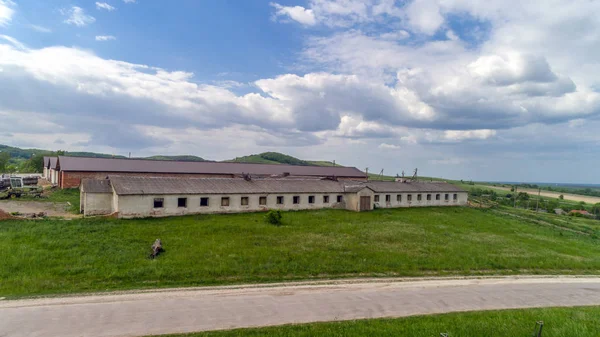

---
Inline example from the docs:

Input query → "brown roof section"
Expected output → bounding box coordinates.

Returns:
[110,177,347,195]
[49,157,58,169]
[57,156,366,178]
[81,178,112,193]
[43,156,51,167]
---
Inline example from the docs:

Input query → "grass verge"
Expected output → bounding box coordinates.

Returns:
[157,306,600,337]
[2,207,600,298]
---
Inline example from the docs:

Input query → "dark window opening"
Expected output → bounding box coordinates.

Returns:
[427,194,432,201]
[407,194,412,201]
[241,197,249,206]
[293,196,300,204]
[417,194,422,201]
[445,194,449,200]
[337,195,343,202]
[374,195,380,202]
[308,196,315,204]
[153,198,164,208]
[178,198,187,208]
[277,196,284,204]
[259,196,267,205]
[200,197,209,207]
[221,197,230,207]
[397,194,402,202]
[385,194,391,202]
[436,194,440,200]
[323,195,330,203]
[453,194,458,200]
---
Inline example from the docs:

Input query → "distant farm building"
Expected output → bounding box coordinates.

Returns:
[54,156,367,189]
[43,157,59,185]
[80,177,468,218]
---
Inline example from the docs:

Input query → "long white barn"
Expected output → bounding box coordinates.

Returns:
[80,176,468,218]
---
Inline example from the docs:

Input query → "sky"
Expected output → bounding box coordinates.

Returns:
[0,0,599,183]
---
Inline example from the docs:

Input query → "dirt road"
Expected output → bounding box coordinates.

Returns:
[0,200,77,218]
[481,185,600,204]
[2,276,600,337]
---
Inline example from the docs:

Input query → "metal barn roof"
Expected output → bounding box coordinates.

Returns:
[110,177,347,195]
[49,157,58,169]
[361,181,466,193]
[43,156,51,167]
[57,156,366,178]
[81,179,112,193]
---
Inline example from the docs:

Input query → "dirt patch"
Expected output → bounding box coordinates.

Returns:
[0,201,81,219]
[0,209,16,220]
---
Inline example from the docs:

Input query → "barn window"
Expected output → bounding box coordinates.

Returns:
[178,198,187,208]
[427,194,432,201]
[308,196,315,204]
[397,194,402,202]
[374,195,380,202]
[221,197,230,207]
[259,196,267,205]
[323,195,330,203]
[276,196,284,204]
[241,197,249,206]
[200,197,209,207]
[153,198,164,208]
[385,195,391,202]
[293,196,300,204]
[436,194,440,200]
[445,194,449,201]
[337,195,343,202]
[453,194,458,200]
[417,194,422,201]
[407,194,412,201]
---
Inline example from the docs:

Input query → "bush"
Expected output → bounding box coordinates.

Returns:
[265,210,282,226]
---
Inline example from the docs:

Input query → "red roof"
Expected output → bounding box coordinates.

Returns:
[569,210,591,215]
[57,156,366,178]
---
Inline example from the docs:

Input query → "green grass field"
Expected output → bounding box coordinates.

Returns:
[158,306,600,337]
[2,207,600,298]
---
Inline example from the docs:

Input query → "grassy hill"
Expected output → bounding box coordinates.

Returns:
[145,155,205,162]
[226,152,313,166]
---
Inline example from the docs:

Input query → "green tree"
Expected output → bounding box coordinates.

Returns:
[0,151,10,172]
[20,154,44,173]
[591,203,600,215]
[559,194,564,200]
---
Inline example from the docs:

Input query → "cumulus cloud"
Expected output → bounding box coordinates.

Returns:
[123,0,136,3]
[96,2,116,11]
[29,25,51,33]
[379,143,401,150]
[62,7,96,27]
[0,0,15,26]
[270,3,316,26]
[95,35,116,41]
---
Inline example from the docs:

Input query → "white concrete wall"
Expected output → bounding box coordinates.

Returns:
[43,167,48,179]
[83,192,113,216]
[344,188,374,212]
[373,191,468,208]
[116,193,348,218]
[49,169,58,185]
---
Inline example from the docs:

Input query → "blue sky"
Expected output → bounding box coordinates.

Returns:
[1,0,600,183]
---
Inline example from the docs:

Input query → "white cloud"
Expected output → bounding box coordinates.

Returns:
[95,35,116,41]
[403,0,444,35]
[379,143,401,150]
[444,130,497,141]
[0,35,26,50]
[0,0,15,26]
[29,25,52,33]
[123,0,136,3]
[270,3,316,26]
[96,2,116,11]
[62,7,96,27]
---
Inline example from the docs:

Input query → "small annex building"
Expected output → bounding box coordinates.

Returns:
[80,176,467,218]
[57,156,367,189]
[42,156,50,180]
[45,157,59,185]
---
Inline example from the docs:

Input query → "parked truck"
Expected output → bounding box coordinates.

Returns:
[0,176,43,199]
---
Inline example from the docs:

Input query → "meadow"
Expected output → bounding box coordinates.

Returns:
[2,206,600,298]
[160,306,600,337]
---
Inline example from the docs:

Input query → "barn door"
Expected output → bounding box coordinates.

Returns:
[360,196,371,211]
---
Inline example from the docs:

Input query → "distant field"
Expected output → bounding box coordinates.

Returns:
[2,207,600,298]
[162,306,600,337]
[476,184,600,204]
